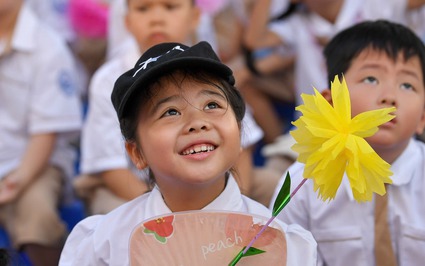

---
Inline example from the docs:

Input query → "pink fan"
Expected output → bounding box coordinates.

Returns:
[129,211,287,265]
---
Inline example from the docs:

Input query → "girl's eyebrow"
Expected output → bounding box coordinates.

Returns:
[200,89,226,100]
[152,94,179,113]
[151,88,226,113]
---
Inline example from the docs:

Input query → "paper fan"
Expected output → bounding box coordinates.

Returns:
[129,211,287,265]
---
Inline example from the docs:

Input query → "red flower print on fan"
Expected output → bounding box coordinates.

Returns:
[143,215,175,243]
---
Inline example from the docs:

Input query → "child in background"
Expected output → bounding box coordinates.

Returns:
[0,1,82,265]
[245,0,425,198]
[77,0,266,214]
[59,41,317,265]
[271,20,425,265]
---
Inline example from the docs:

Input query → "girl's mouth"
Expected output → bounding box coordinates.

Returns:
[181,144,216,155]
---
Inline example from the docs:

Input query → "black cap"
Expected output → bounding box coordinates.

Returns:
[111,41,235,119]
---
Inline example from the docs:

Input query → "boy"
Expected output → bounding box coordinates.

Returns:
[0,1,82,265]
[271,20,425,266]
[245,0,425,189]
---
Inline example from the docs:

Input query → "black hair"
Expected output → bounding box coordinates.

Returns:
[324,20,425,88]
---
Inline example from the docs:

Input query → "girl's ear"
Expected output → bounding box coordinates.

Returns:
[125,142,148,170]
[321,89,333,105]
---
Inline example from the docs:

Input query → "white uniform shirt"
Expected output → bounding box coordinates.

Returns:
[0,4,82,180]
[271,138,425,266]
[81,41,263,175]
[269,0,408,106]
[59,176,317,265]
[406,6,425,43]
[26,0,75,43]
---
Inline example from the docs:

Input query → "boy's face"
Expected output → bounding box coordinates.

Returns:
[126,73,241,200]
[344,48,425,159]
[125,0,200,51]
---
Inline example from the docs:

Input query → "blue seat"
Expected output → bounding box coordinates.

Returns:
[0,200,86,265]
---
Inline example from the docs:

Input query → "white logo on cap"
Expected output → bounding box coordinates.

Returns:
[133,45,185,77]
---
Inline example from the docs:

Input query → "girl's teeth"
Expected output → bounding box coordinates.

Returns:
[183,145,215,155]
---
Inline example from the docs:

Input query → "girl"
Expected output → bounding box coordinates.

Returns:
[59,41,317,265]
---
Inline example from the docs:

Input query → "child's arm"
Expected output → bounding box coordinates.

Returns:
[0,133,56,204]
[234,147,254,196]
[101,169,149,200]
[408,0,425,9]
[244,0,284,50]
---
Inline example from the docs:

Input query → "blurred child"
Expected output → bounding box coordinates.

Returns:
[59,41,317,265]
[0,1,82,265]
[271,20,425,265]
[77,0,266,214]
[212,0,296,144]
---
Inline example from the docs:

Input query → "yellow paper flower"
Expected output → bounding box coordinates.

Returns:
[291,75,395,202]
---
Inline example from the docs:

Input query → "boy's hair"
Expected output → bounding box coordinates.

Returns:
[324,20,425,88]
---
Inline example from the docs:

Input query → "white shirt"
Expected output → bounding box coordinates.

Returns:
[26,0,75,43]
[406,6,425,43]
[269,0,408,106]
[0,4,82,181]
[271,138,425,266]
[81,41,263,175]
[59,176,317,265]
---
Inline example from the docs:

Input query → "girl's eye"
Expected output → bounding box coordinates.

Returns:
[400,83,414,91]
[362,76,378,84]
[162,108,180,117]
[205,102,219,110]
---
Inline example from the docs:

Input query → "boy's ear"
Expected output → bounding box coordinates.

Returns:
[415,107,425,135]
[125,142,148,170]
[321,89,333,105]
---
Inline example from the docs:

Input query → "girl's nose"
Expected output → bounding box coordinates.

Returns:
[185,110,211,133]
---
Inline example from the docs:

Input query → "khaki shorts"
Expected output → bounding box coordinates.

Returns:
[0,167,66,249]
[73,174,126,215]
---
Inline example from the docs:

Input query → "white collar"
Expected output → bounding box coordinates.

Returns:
[344,138,420,201]
[11,3,38,52]
[308,0,363,38]
[143,175,244,218]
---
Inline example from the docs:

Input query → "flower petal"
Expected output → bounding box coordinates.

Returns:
[291,75,394,202]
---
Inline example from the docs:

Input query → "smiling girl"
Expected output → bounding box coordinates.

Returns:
[59,41,317,265]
